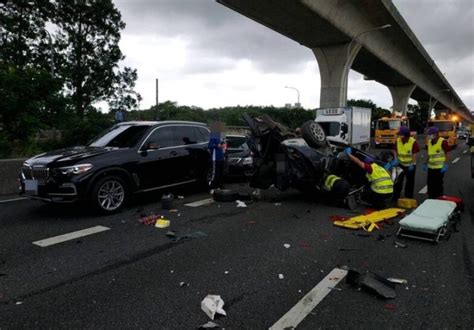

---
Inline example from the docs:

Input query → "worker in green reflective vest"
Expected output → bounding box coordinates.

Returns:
[322,174,350,205]
[345,147,394,209]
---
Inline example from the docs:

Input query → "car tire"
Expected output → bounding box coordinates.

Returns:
[92,175,127,214]
[301,120,326,149]
[213,189,237,202]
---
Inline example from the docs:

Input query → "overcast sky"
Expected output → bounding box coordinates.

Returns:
[114,0,474,111]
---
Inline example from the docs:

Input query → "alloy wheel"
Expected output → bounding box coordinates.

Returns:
[97,180,125,211]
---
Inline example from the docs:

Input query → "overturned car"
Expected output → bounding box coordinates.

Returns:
[242,115,397,208]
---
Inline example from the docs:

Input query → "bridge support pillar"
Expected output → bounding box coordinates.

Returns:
[313,43,361,108]
[388,85,416,115]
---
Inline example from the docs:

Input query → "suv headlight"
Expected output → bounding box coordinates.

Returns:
[59,164,94,175]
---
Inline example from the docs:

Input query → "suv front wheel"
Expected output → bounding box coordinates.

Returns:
[92,176,127,214]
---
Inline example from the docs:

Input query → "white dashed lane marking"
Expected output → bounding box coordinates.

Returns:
[270,268,348,330]
[0,197,27,203]
[32,226,110,247]
[452,157,460,164]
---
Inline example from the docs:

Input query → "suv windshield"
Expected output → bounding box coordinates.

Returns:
[89,125,149,148]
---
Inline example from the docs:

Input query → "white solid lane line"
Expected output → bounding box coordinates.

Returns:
[419,186,428,194]
[185,198,214,207]
[33,226,110,247]
[270,268,348,330]
[452,157,460,164]
[0,197,27,203]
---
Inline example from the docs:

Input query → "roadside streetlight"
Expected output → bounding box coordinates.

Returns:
[346,24,392,60]
[284,86,300,107]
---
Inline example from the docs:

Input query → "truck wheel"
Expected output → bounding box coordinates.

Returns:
[92,176,127,214]
[301,121,326,149]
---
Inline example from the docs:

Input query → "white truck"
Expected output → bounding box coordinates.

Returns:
[300,107,371,150]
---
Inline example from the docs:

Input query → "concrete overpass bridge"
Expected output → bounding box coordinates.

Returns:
[216,0,473,122]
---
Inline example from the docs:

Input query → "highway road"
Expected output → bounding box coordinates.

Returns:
[1,142,473,328]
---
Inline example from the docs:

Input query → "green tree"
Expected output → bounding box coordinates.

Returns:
[52,0,137,117]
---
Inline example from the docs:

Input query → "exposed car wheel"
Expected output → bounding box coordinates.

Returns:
[92,176,127,214]
[301,120,326,149]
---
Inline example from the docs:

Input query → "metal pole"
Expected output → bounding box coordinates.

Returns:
[284,86,300,107]
[156,78,159,120]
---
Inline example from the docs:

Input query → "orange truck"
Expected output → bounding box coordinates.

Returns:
[374,115,413,147]
[426,113,458,148]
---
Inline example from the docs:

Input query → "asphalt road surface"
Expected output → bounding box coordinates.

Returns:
[1,142,473,329]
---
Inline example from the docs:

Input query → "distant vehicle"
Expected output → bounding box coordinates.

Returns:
[457,128,470,140]
[303,107,371,150]
[375,113,416,147]
[225,135,253,177]
[19,121,210,213]
[427,113,458,148]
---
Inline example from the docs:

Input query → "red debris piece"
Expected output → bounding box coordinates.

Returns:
[384,303,397,311]
[329,215,349,222]
[363,208,376,215]
[139,215,159,225]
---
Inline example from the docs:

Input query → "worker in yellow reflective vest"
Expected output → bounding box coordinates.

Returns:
[322,174,350,205]
[423,126,449,198]
[392,126,420,201]
[345,147,394,209]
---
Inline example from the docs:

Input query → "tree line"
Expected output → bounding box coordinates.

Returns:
[0,0,140,157]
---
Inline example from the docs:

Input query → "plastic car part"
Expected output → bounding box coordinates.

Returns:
[333,208,405,231]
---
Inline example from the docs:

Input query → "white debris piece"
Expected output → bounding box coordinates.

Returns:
[278,274,284,280]
[283,244,291,249]
[199,321,220,328]
[236,200,247,208]
[201,295,227,320]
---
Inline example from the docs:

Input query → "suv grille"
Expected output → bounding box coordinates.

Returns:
[23,165,49,181]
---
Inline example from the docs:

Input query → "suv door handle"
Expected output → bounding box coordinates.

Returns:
[170,151,178,156]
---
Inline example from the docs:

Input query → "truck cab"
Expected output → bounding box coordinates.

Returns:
[375,114,410,147]
[427,113,458,148]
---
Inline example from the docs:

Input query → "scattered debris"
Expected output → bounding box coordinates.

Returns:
[199,321,220,329]
[387,278,408,284]
[384,303,397,311]
[185,198,214,207]
[394,241,407,249]
[338,247,362,251]
[165,231,176,238]
[274,203,282,206]
[346,269,396,299]
[161,193,174,209]
[177,195,184,199]
[169,209,179,213]
[283,244,291,249]
[167,231,208,243]
[179,281,189,287]
[224,271,229,275]
[236,200,247,208]
[15,301,23,305]
[139,214,160,225]
[155,218,170,229]
[201,295,227,320]
[278,274,284,280]
[170,270,174,274]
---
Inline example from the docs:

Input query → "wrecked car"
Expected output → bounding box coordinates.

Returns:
[242,114,398,208]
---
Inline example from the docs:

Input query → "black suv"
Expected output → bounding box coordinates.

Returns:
[19,121,210,213]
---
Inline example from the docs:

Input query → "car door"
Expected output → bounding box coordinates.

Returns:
[136,126,179,190]
[172,125,208,181]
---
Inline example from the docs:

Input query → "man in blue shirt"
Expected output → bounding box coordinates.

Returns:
[208,133,226,190]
